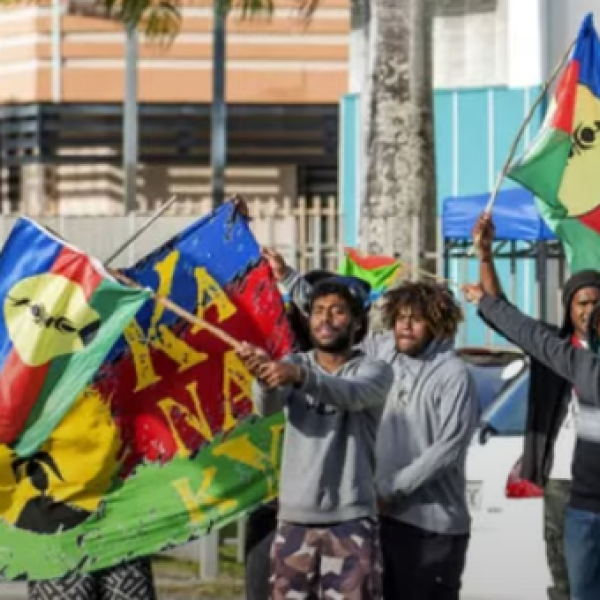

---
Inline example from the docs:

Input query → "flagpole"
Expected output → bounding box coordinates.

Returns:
[110,269,242,350]
[472,38,576,251]
[104,195,179,267]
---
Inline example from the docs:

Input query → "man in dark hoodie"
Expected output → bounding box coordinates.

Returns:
[473,214,600,600]
[464,275,600,600]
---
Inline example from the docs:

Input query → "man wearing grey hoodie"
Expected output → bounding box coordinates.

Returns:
[238,275,393,599]
[264,250,480,600]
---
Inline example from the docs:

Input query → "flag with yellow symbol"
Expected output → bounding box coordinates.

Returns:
[509,13,600,272]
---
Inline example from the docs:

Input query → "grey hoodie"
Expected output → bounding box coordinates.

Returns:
[283,268,480,534]
[364,332,479,534]
[253,350,394,524]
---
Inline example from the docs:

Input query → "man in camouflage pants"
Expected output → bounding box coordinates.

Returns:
[239,276,393,599]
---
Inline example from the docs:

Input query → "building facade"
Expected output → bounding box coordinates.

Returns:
[0,0,348,215]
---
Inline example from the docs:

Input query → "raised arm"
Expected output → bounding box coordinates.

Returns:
[464,288,600,408]
[473,213,503,297]
[297,358,394,411]
[255,355,393,412]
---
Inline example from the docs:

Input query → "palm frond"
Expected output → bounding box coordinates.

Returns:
[217,0,273,19]
[218,0,319,20]
[294,0,319,17]
[102,0,182,41]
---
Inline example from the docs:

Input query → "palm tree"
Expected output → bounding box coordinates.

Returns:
[359,0,436,267]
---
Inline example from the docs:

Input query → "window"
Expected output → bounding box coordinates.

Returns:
[433,0,508,89]
[483,371,529,436]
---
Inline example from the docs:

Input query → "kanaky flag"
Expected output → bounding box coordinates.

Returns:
[509,14,600,271]
[0,219,149,456]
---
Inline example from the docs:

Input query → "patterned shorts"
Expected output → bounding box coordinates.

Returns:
[270,517,382,600]
[27,558,156,600]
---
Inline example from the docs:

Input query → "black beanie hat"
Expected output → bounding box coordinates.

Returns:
[560,269,600,334]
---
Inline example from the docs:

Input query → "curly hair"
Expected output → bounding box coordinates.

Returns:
[381,281,463,340]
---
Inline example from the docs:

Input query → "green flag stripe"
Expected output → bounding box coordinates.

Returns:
[508,129,572,214]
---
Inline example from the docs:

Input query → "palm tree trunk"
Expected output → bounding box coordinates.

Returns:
[360,0,436,266]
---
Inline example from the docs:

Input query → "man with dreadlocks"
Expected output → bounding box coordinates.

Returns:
[263,250,479,600]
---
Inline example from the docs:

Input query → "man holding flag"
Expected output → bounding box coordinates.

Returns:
[467,13,600,599]
[473,214,600,600]
[238,275,393,599]
[464,278,600,600]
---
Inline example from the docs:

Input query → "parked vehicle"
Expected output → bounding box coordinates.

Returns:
[459,348,550,600]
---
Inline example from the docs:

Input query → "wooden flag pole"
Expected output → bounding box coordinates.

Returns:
[472,38,576,252]
[103,196,256,351]
[104,195,179,267]
[109,269,242,351]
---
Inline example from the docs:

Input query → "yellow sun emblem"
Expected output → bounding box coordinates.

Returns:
[4,273,101,367]
[559,85,600,217]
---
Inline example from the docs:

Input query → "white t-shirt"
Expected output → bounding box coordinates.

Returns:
[549,339,586,481]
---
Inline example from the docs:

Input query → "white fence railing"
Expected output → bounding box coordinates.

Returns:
[0,196,342,271]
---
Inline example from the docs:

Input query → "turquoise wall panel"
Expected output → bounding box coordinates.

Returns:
[339,85,545,347]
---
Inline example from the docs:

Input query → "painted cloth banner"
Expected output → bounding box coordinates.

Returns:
[0,203,293,580]
[508,13,600,272]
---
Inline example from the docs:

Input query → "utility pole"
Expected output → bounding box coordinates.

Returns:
[123,22,139,213]
[211,3,227,207]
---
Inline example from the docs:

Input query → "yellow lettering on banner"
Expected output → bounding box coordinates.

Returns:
[212,422,284,497]
[158,381,214,457]
[124,319,161,392]
[221,350,254,431]
[125,250,209,392]
[150,251,180,329]
[192,267,237,333]
[172,468,237,525]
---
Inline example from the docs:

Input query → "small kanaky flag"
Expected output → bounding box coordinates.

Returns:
[338,248,401,294]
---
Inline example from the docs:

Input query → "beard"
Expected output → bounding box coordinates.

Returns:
[309,328,353,353]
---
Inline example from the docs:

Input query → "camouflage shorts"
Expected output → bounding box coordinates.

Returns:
[270,517,382,600]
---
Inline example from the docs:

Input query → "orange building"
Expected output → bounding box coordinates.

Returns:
[0,0,349,215]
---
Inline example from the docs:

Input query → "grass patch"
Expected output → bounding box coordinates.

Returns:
[153,543,244,599]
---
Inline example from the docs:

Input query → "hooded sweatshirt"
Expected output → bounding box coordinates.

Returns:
[253,350,393,524]
[282,269,480,534]
[479,294,600,514]
[363,332,479,534]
